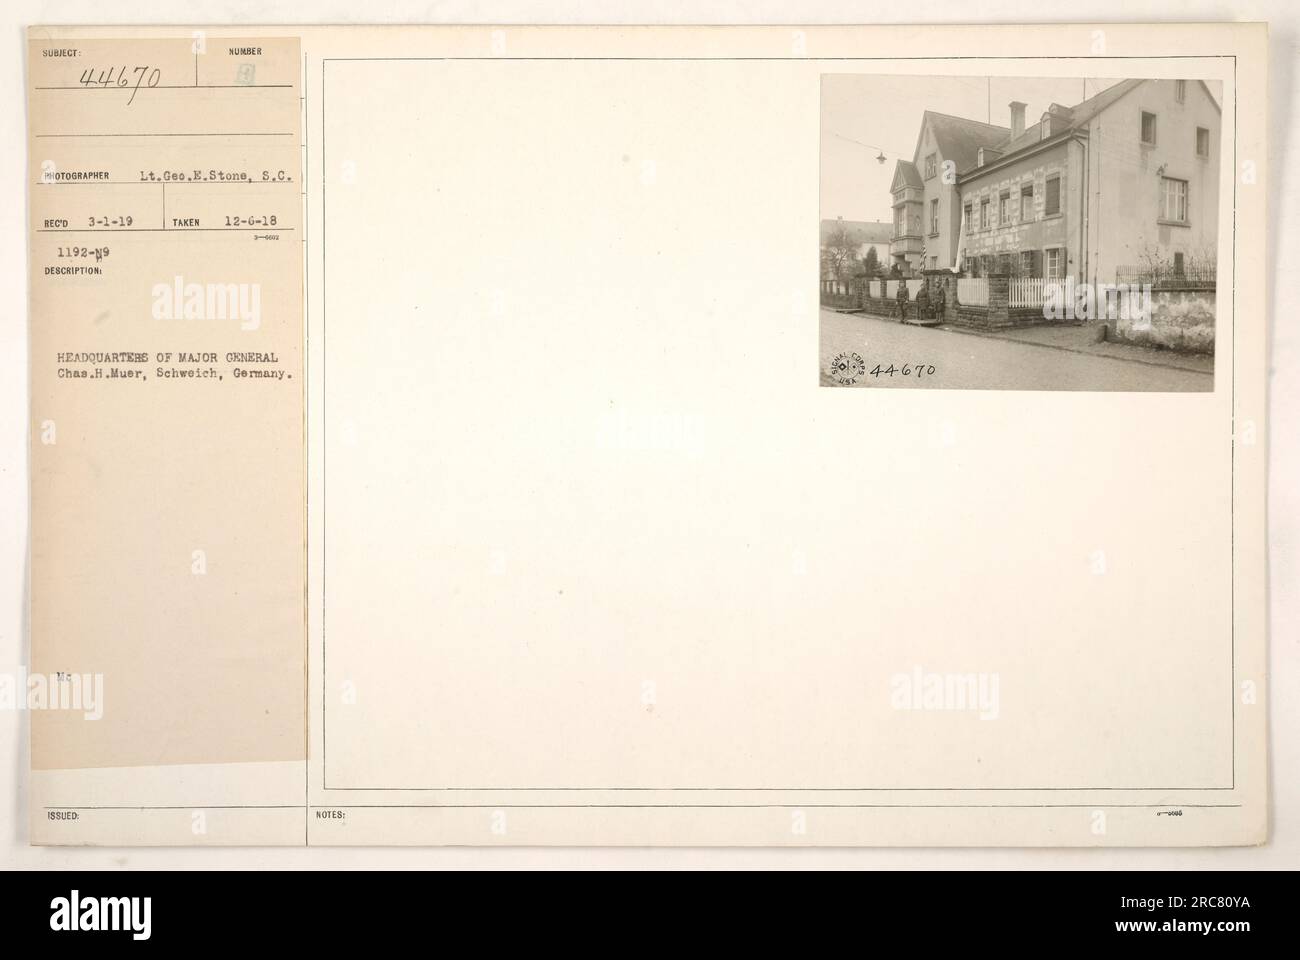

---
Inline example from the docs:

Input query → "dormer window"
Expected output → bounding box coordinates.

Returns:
[977,147,985,167]
[1040,118,1051,140]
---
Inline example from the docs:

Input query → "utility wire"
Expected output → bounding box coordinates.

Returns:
[828,131,912,158]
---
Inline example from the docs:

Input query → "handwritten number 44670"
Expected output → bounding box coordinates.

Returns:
[78,66,161,105]
[871,363,936,379]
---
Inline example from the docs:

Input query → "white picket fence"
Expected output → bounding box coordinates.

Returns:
[957,278,988,306]
[1009,278,1065,308]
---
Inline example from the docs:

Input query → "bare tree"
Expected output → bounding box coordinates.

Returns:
[822,224,861,281]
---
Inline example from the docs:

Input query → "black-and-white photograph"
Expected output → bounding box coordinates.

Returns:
[820,74,1222,390]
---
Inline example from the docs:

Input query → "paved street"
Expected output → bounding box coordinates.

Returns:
[819,309,1214,391]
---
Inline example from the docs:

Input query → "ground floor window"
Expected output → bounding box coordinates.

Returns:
[1044,247,1064,278]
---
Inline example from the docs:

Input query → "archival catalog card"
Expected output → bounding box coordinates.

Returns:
[25,23,1268,846]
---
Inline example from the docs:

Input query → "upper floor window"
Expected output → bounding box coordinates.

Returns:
[1196,126,1210,158]
[1160,176,1188,223]
[1045,175,1061,216]
[1175,80,1186,103]
[893,207,904,236]
[929,198,939,235]
[1141,111,1157,146]
[1020,184,1034,221]
[963,203,972,231]
[980,198,990,229]
[924,153,937,179]
[998,191,1011,224]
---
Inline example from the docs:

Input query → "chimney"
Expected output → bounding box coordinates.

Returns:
[1009,101,1027,140]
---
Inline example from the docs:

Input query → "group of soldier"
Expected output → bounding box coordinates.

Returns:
[894,278,945,323]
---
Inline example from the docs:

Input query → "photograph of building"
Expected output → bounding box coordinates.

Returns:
[820,75,1222,391]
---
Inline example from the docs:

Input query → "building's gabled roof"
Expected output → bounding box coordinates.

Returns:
[820,218,893,245]
[1195,79,1223,113]
[993,78,1146,158]
[891,159,922,192]
[961,77,1221,182]
[1082,79,1149,118]
[921,111,1011,176]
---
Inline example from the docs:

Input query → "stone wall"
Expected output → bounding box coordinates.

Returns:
[821,291,859,310]
[861,295,905,318]
[1110,286,1216,355]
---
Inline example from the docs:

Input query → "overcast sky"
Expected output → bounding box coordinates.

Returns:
[820,75,1133,224]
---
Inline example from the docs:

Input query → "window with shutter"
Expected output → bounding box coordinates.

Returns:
[1045,176,1060,216]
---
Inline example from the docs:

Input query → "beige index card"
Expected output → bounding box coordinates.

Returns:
[27,33,306,844]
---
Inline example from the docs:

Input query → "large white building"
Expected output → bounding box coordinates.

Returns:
[889,78,1220,283]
